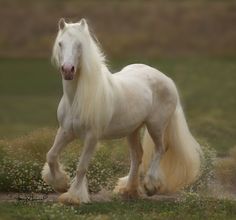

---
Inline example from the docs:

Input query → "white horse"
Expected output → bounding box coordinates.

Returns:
[42,18,202,205]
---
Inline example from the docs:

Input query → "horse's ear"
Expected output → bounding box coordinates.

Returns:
[58,18,66,30]
[80,18,87,26]
[79,18,88,31]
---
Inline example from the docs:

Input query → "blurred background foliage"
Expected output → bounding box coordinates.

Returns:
[0,0,236,59]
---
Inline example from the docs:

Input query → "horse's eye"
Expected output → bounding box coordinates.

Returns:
[58,42,62,47]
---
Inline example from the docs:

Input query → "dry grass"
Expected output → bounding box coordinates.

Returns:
[0,128,56,162]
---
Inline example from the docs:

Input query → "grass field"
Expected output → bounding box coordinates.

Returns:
[0,57,236,219]
[1,197,236,220]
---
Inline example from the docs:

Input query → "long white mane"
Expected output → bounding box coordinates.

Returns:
[52,21,114,136]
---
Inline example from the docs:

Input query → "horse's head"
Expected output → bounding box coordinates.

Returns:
[52,18,89,80]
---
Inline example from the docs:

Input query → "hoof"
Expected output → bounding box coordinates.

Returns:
[143,175,162,196]
[119,188,140,200]
[53,181,70,193]
[144,184,158,196]
[58,192,80,205]
[113,176,128,194]
[42,163,70,193]
[118,187,140,200]
[53,173,70,193]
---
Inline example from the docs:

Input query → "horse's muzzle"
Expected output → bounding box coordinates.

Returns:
[63,73,74,80]
[61,63,75,80]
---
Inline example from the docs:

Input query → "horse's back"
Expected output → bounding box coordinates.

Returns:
[116,63,171,83]
[114,63,177,96]
[116,63,178,113]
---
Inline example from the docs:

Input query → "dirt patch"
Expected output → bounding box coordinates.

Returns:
[1,182,235,203]
[0,190,179,203]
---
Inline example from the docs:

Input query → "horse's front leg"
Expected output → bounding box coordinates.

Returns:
[42,127,74,192]
[58,132,97,205]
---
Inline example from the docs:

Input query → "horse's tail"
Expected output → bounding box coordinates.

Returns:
[141,101,202,193]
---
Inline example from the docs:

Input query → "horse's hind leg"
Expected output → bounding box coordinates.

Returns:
[143,115,170,196]
[114,127,143,199]
[42,127,74,192]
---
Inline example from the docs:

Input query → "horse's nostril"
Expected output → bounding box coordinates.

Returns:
[71,66,75,73]
[61,65,64,72]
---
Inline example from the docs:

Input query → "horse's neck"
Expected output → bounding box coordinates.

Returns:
[62,65,115,105]
[69,64,117,135]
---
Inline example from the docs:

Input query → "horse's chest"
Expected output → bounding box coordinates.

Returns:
[57,103,86,138]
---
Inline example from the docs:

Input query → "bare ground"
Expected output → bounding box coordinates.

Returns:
[0,185,235,204]
[0,190,180,203]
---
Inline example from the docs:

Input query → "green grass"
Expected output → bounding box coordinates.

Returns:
[0,58,235,154]
[0,59,60,137]
[1,197,236,220]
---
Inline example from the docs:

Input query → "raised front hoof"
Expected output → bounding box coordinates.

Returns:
[41,163,70,193]
[49,175,70,193]
[58,192,80,206]
[53,182,70,193]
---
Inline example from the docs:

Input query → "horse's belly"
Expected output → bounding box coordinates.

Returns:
[102,99,151,139]
[102,120,144,139]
